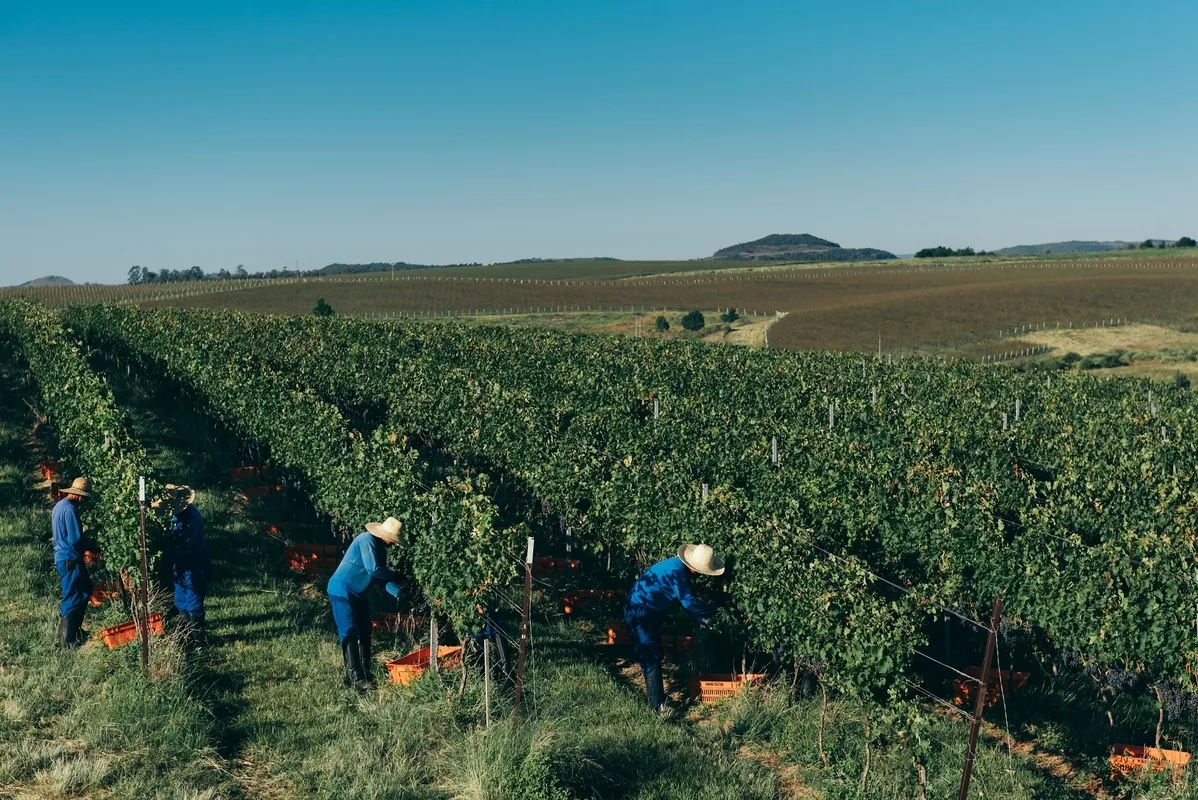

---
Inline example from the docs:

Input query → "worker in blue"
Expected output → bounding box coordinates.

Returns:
[52,477,97,649]
[327,515,403,691]
[166,484,210,644]
[624,543,726,713]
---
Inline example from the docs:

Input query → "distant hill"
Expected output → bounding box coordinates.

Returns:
[994,241,1133,255]
[712,234,897,262]
[18,275,75,287]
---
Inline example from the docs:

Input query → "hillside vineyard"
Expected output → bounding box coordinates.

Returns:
[5,299,1195,702]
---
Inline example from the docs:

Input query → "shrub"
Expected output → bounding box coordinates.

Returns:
[313,298,335,317]
[1078,350,1129,370]
[720,308,739,323]
[681,310,705,331]
[1175,372,1191,390]
[654,316,669,332]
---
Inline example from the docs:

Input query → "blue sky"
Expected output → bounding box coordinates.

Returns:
[2,1,1196,284]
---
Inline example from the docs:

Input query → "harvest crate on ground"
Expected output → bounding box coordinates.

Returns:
[687,673,766,703]
[385,645,463,685]
[951,666,1029,708]
[606,622,694,654]
[531,556,579,578]
[88,580,121,607]
[284,543,340,577]
[99,612,165,650]
[1109,744,1191,778]
[561,589,623,615]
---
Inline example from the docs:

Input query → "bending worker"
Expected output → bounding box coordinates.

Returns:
[52,477,96,649]
[167,484,210,643]
[625,543,725,713]
[327,516,403,691]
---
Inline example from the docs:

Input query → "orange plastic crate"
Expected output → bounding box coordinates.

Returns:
[284,544,340,568]
[99,612,164,650]
[605,623,692,653]
[561,589,622,614]
[531,556,581,578]
[1109,744,1191,778]
[372,613,429,635]
[385,645,463,685]
[240,484,280,502]
[951,667,1029,708]
[229,466,262,483]
[687,673,766,703]
[40,460,63,480]
[88,581,121,608]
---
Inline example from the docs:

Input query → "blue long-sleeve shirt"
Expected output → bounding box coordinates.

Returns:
[51,497,86,563]
[626,556,716,620]
[171,506,210,570]
[327,531,400,599]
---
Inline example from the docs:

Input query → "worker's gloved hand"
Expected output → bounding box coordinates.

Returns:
[385,582,401,599]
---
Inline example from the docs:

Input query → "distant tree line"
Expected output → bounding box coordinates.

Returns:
[1129,238,1196,249]
[126,261,486,285]
[914,246,991,258]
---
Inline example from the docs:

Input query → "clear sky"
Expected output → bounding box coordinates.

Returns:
[2,1,1196,285]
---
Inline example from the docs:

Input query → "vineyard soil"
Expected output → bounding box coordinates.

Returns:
[114,257,1198,356]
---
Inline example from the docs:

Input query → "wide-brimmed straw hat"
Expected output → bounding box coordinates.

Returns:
[678,543,725,576]
[62,477,91,497]
[366,516,403,545]
[165,483,196,513]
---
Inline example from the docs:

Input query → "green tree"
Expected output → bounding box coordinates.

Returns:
[1177,236,1197,248]
[654,315,669,332]
[1142,239,1156,249]
[681,310,705,331]
[313,298,336,317]
[720,308,739,323]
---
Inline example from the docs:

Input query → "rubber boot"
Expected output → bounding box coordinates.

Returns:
[341,636,362,688]
[70,608,89,648]
[59,614,73,649]
[356,632,377,691]
[643,661,666,713]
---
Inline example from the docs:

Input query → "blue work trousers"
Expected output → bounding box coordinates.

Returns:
[56,559,93,618]
[625,608,665,710]
[330,592,371,645]
[173,563,210,618]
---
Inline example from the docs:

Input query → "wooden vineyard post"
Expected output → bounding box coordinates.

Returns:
[958,597,1003,800]
[513,536,534,721]
[429,614,439,675]
[138,476,150,678]
[484,637,492,728]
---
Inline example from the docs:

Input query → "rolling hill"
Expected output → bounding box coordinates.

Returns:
[712,234,897,262]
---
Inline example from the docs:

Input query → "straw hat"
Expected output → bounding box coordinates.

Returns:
[165,483,196,513]
[62,477,91,498]
[677,543,725,576]
[366,516,403,545]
